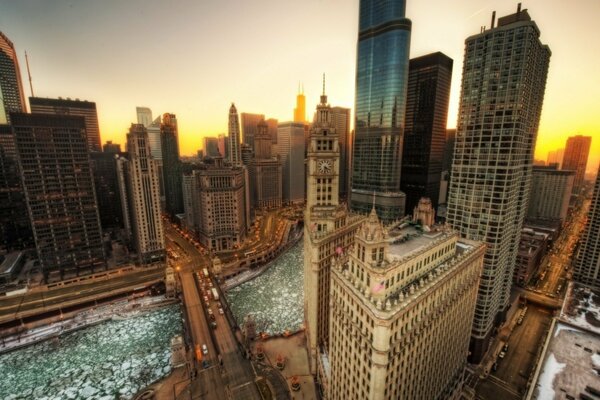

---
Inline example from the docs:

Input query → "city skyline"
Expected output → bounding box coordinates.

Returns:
[1,0,598,174]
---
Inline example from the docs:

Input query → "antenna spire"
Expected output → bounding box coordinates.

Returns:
[25,51,34,97]
[322,73,326,96]
[320,73,327,105]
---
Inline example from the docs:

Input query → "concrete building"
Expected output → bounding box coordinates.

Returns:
[546,148,564,168]
[136,106,153,128]
[217,133,229,161]
[303,90,365,376]
[161,113,183,217]
[249,120,282,209]
[349,0,411,222]
[527,165,574,226]
[203,136,220,158]
[513,228,549,285]
[294,85,306,123]
[11,113,105,279]
[29,97,102,152]
[562,135,592,195]
[446,7,551,362]
[189,157,250,251]
[146,116,162,160]
[574,166,600,288]
[181,174,195,230]
[0,31,26,124]
[327,211,485,400]
[401,52,453,214]
[117,124,165,265]
[240,112,264,154]
[266,118,278,144]
[277,122,305,204]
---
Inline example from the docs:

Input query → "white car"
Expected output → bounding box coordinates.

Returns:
[202,344,208,355]
[498,351,506,359]
[218,308,224,315]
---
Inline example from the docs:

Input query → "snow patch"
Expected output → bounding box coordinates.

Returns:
[536,353,566,399]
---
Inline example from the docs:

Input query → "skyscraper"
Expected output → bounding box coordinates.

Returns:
[240,112,264,153]
[161,113,183,217]
[304,90,364,375]
[30,97,102,152]
[562,135,592,194]
[90,149,124,231]
[203,136,220,158]
[546,148,564,168]
[117,124,165,265]
[217,133,229,160]
[401,52,453,213]
[11,113,105,280]
[574,165,600,288]
[527,165,574,226]
[350,0,411,223]
[447,7,551,362]
[294,84,306,123]
[0,31,26,124]
[136,106,153,127]
[230,105,244,166]
[277,121,305,204]
[249,120,282,209]
[330,107,351,198]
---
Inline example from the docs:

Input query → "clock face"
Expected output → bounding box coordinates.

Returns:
[318,159,332,174]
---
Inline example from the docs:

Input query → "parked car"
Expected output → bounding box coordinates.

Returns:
[218,308,224,315]
[202,344,208,355]
[498,351,506,359]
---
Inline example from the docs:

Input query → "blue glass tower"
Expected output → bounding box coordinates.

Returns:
[350,0,411,223]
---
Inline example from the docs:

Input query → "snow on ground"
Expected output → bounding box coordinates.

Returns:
[536,353,566,400]
[226,241,304,335]
[0,305,182,400]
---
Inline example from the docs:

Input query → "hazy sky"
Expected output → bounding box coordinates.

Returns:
[1,0,598,173]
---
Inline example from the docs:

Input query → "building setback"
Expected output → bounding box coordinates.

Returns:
[277,122,305,204]
[527,165,574,226]
[574,166,600,288]
[0,32,26,124]
[327,211,485,399]
[11,113,105,279]
[29,97,102,152]
[350,0,411,223]
[401,52,453,214]
[446,7,551,362]
[161,113,183,217]
[117,124,165,265]
[562,135,592,195]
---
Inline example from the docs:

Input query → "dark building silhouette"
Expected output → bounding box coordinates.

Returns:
[574,165,600,287]
[90,144,124,230]
[401,52,453,214]
[161,113,183,217]
[0,32,26,124]
[11,113,105,280]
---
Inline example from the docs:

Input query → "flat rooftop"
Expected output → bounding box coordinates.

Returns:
[0,252,24,276]
[560,282,600,336]
[386,223,454,260]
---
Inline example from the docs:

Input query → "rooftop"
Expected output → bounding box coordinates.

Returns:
[386,222,454,261]
[560,282,600,336]
[0,252,24,276]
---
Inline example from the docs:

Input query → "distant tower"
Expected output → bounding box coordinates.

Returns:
[294,83,306,123]
[574,165,600,287]
[229,104,242,166]
[136,106,153,127]
[161,113,183,217]
[0,31,26,124]
[562,135,592,195]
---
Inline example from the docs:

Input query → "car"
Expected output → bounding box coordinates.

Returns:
[503,344,509,352]
[492,362,498,371]
[202,344,208,355]
[210,321,217,329]
[517,318,523,325]
[498,351,506,359]
[218,308,224,315]
[207,308,213,315]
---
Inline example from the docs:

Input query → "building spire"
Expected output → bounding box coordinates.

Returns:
[320,73,327,105]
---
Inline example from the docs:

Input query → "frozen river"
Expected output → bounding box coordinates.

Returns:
[0,304,182,400]
[226,240,304,335]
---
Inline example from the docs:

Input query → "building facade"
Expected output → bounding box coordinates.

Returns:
[11,113,105,279]
[218,133,229,160]
[527,165,574,226]
[136,106,153,128]
[574,166,600,288]
[562,135,592,195]
[327,212,485,399]
[203,137,220,158]
[0,31,26,124]
[118,124,165,265]
[546,148,564,168]
[446,7,551,362]
[250,120,282,209]
[513,228,548,285]
[401,52,453,214]
[350,0,411,222]
[277,121,306,204]
[304,91,365,376]
[329,107,351,199]
[240,112,264,153]
[29,97,102,152]
[90,150,124,230]
[294,85,306,123]
[161,113,183,217]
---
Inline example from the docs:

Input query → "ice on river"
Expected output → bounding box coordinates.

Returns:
[226,240,304,335]
[0,304,182,400]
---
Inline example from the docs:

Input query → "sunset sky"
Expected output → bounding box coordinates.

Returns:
[1,0,598,173]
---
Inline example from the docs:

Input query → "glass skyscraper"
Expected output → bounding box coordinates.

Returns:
[350,0,411,223]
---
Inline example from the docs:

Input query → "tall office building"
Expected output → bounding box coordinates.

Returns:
[350,0,411,222]
[189,157,250,251]
[546,148,564,168]
[574,166,600,288]
[240,112,264,153]
[181,174,195,230]
[401,52,453,213]
[11,113,105,279]
[266,118,278,144]
[161,113,183,217]
[117,124,165,264]
[527,165,574,226]
[447,7,551,362]
[304,90,365,376]
[136,106,153,127]
[90,150,124,230]
[294,85,306,123]
[330,107,351,198]
[203,137,220,158]
[562,135,592,194]
[30,97,102,152]
[327,212,485,399]
[146,116,162,160]
[277,122,306,204]
[230,105,245,166]
[0,32,26,124]
[249,120,282,209]
[217,133,229,160]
